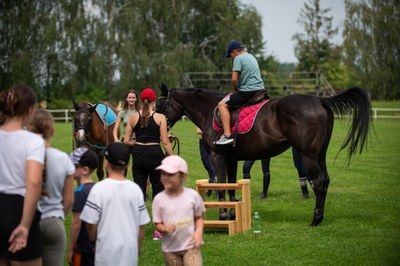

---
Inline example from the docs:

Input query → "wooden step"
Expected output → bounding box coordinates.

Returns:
[196,179,252,234]
[196,183,243,190]
[204,201,241,208]
[204,220,237,235]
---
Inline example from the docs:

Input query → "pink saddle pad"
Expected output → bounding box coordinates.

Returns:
[213,99,269,134]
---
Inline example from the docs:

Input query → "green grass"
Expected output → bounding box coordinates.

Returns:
[371,100,400,108]
[53,118,400,265]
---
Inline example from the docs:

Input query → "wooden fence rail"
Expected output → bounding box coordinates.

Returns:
[47,108,400,122]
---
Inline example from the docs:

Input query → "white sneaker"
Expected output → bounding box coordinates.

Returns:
[214,135,234,145]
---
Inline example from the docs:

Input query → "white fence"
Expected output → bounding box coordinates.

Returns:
[372,108,400,119]
[47,108,400,122]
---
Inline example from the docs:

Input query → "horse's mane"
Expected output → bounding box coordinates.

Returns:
[78,101,94,109]
[170,87,225,97]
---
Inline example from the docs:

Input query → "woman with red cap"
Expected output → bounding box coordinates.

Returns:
[124,88,174,206]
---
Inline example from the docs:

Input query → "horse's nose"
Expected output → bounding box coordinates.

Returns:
[75,129,86,145]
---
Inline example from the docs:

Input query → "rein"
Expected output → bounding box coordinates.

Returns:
[158,92,181,155]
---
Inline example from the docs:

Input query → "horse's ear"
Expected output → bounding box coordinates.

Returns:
[160,83,168,96]
[88,103,98,113]
[72,99,80,111]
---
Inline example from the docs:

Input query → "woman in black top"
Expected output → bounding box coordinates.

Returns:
[124,88,173,201]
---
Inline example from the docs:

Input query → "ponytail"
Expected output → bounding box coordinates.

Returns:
[140,99,150,128]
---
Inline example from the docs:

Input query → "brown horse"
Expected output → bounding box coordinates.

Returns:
[72,100,119,180]
[156,84,371,226]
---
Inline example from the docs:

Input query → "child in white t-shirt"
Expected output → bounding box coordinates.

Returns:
[152,155,205,266]
[80,143,150,266]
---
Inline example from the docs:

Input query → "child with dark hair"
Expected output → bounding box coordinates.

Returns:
[80,143,150,266]
[67,147,99,266]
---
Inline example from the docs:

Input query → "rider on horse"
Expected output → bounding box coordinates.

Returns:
[215,40,267,145]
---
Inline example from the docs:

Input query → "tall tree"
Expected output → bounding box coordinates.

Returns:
[292,0,349,88]
[343,0,400,100]
[0,0,265,105]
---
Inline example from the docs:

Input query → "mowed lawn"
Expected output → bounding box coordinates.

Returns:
[53,118,400,265]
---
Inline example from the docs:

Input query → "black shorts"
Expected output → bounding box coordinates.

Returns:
[223,90,263,107]
[74,250,95,266]
[0,193,42,261]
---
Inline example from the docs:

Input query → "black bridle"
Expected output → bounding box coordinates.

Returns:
[157,90,181,155]
[73,109,93,134]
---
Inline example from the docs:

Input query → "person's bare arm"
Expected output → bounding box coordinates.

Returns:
[62,175,74,216]
[159,115,174,156]
[231,71,239,91]
[8,160,42,253]
[155,222,176,233]
[113,116,122,142]
[192,215,204,248]
[124,113,138,145]
[87,223,98,242]
[138,225,145,256]
[67,212,82,265]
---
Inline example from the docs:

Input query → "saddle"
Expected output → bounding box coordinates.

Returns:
[213,90,270,134]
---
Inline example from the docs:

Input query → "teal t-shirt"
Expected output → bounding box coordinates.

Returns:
[118,109,137,134]
[232,52,265,92]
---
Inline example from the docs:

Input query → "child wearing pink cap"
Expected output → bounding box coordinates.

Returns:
[152,155,205,266]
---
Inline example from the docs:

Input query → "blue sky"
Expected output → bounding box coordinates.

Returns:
[240,0,346,63]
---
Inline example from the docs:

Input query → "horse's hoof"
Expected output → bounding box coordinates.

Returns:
[219,211,229,220]
[310,213,324,226]
[206,190,212,197]
[260,193,267,200]
[229,209,236,220]
[229,196,239,202]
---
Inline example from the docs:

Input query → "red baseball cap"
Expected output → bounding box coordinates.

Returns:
[141,88,157,102]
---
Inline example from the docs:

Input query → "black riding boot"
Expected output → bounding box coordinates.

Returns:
[299,176,309,199]
[261,172,271,199]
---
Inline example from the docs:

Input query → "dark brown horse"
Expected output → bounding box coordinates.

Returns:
[72,100,119,180]
[156,84,371,226]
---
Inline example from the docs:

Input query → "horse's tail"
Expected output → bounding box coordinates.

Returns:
[320,87,372,163]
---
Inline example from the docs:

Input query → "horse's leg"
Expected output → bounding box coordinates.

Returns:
[309,119,333,226]
[300,155,324,226]
[227,158,238,202]
[292,147,309,199]
[213,153,229,220]
[97,154,104,181]
[302,129,332,226]
[227,159,238,220]
[310,160,330,226]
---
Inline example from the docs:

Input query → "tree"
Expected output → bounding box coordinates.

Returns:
[292,0,349,88]
[343,0,400,100]
[0,0,265,105]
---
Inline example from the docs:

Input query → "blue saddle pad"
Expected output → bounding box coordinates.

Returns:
[95,104,117,125]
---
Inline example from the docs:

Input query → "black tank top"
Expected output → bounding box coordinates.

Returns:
[134,113,161,143]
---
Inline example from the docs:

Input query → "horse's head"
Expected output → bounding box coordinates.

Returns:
[73,99,96,147]
[156,84,185,127]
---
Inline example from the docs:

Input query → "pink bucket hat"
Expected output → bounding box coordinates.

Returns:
[156,155,188,174]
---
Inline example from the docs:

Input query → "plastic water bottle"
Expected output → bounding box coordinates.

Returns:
[252,211,261,235]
